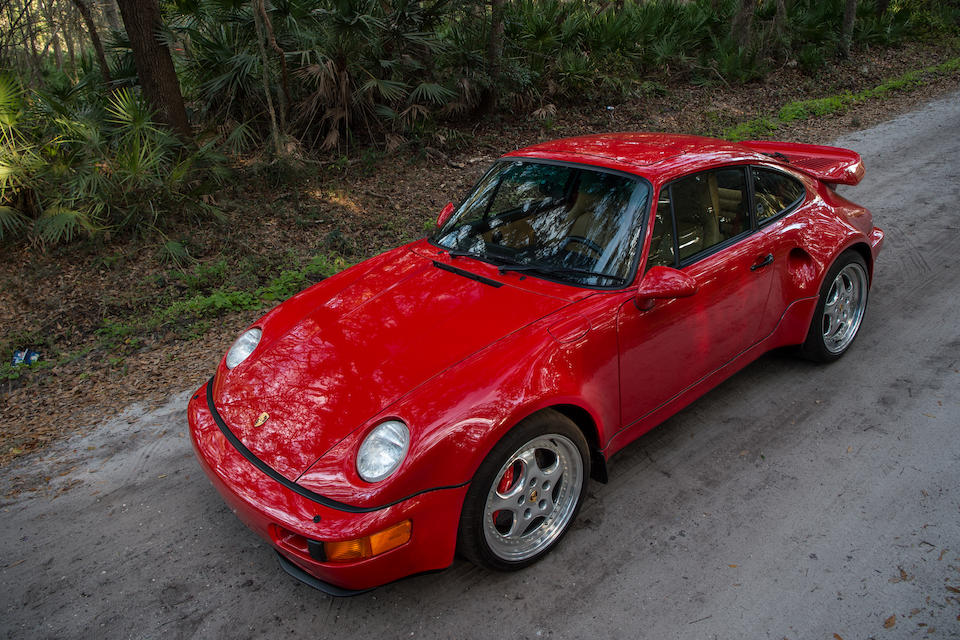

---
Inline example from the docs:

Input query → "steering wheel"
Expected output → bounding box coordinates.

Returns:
[562,235,603,259]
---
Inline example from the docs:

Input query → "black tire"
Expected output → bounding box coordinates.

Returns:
[800,250,870,363]
[457,410,590,571]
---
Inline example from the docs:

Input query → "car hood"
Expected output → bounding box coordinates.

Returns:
[212,248,570,481]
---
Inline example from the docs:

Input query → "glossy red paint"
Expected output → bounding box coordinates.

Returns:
[739,140,865,185]
[188,133,883,592]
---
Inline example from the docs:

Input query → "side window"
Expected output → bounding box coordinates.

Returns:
[669,167,749,262]
[646,189,676,268]
[753,168,805,223]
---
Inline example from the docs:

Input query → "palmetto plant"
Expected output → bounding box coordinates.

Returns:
[0,72,227,244]
[293,0,455,150]
[0,74,44,240]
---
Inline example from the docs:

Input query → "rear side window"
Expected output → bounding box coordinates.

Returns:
[753,168,805,223]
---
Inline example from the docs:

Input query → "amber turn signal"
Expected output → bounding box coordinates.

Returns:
[324,520,412,562]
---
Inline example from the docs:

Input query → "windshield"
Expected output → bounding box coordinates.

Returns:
[432,160,650,287]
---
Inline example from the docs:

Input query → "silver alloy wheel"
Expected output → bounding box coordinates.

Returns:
[482,434,584,562]
[822,262,868,354]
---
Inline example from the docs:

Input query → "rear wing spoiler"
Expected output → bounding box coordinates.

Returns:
[740,140,865,186]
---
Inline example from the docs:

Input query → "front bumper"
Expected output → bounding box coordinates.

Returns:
[187,381,467,593]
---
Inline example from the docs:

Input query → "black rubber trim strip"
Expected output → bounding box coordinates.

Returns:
[432,260,504,287]
[275,551,373,597]
[205,377,469,513]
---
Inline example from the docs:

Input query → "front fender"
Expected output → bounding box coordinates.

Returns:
[297,293,625,509]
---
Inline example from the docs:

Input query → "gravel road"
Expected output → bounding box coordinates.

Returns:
[3,92,959,640]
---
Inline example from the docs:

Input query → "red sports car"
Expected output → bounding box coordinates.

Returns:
[188,133,883,594]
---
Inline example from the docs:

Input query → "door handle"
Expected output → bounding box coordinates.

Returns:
[750,254,774,271]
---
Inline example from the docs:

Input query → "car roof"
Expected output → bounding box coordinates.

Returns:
[503,133,775,181]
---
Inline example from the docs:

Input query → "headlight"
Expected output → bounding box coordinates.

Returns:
[225,328,262,369]
[356,420,409,483]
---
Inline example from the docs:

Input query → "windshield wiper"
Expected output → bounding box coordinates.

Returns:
[497,261,626,285]
[445,247,478,259]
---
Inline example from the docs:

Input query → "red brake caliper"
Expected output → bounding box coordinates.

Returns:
[492,463,516,525]
[497,463,515,494]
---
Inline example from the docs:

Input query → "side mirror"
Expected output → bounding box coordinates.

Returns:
[635,266,698,310]
[436,202,455,228]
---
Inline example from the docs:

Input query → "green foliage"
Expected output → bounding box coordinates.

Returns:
[157,252,347,324]
[705,35,766,84]
[3,0,958,248]
[0,72,231,244]
[724,55,960,140]
[168,0,957,148]
[779,94,848,122]
[797,44,828,76]
[0,358,55,381]
[724,116,779,141]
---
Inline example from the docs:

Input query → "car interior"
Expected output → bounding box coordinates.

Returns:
[648,168,750,268]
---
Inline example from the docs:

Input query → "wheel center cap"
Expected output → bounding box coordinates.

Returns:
[529,490,538,503]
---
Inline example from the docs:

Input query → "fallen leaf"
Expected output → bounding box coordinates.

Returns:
[739,450,748,457]
[921,413,935,418]
[938,548,948,561]
[833,634,844,640]
[728,564,738,568]
[883,614,896,628]
[946,585,960,594]
[846,446,853,453]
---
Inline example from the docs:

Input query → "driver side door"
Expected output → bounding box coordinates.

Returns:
[616,166,778,432]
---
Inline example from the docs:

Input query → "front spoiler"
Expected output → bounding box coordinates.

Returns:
[188,380,468,592]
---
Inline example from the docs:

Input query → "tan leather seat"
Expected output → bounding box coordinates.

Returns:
[483,219,536,247]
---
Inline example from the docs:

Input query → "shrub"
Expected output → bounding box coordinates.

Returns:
[0,72,229,244]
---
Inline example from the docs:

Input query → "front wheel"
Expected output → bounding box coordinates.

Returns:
[458,410,589,571]
[800,251,870,362]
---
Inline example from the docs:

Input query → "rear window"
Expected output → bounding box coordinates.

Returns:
[753,168,805,223]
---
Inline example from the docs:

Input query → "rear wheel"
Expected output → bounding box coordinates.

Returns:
[800,251,870,362]
[458,410,589,571]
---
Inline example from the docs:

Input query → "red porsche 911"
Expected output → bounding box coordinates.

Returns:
[188,133,883,594]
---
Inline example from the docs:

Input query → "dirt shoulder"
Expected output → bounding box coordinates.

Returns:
[2,39,959,476]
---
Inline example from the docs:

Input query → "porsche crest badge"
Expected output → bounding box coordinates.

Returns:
[253,412,270,428]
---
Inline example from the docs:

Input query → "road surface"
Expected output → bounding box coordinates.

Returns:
[3,92,960,639]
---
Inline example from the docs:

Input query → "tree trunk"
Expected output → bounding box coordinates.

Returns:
[70,0,112,83]
[252,0,281,154]
[731,0,754,49]
[115,0,191,138]
[53,35,62,67]
[40,0,64,69]
[63,5,77,72]
[1,0,26,68]
[765,0,787,55]
[478,0,504,114]
[841,0,856,58]
[21,0,42,81]
[101,0,121,31]
[255,0,288,132]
